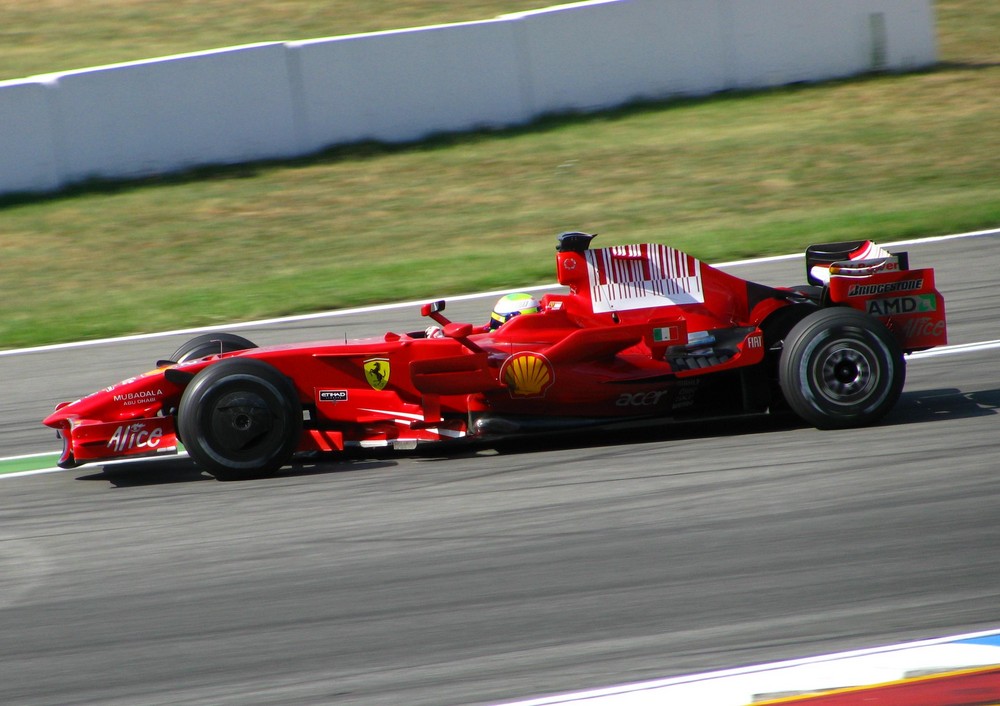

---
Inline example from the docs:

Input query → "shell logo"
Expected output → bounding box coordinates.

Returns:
[501,352,555,398]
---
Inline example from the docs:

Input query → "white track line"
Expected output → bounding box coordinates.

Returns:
[1,451,192,479]
[2,227,997,358]
[494,628,1000,706]
[909,339,1000,359]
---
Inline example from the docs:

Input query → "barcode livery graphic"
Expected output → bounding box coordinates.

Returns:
[586,244,704,313]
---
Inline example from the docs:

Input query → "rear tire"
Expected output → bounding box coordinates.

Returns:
[759,304,817,415]
[778,308,904,429]
[178,358,301,480]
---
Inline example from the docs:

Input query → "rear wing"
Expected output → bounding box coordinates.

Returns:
[552,231,776,327]
[807,240,946,352]
[805,240,908,285]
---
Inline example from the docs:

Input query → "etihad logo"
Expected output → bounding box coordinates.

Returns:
[501,352,554,398]
[318,390,348,403]
[364,358,390,391]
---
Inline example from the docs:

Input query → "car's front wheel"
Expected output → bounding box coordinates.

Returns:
[178,358,301,480]
[778,307,905,429]
[168,332,258,365]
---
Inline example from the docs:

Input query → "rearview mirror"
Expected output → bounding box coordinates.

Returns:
[421,300,446,317]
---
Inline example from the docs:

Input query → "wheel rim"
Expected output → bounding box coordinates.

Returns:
[206,389,283,459]
[810,338,880,407]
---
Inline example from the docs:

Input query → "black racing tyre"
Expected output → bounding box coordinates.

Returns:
[756,304,819,415]
[169,333,257,365]
[178,358,301,480]
[778,307,905,429]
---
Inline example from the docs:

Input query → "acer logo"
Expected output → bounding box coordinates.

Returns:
[617,390,671,407]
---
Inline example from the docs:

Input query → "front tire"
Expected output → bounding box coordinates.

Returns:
[778,308,904,429]
[169,332,258,365]
[178,358,301,480]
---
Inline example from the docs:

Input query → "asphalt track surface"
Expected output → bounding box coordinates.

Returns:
[1,234,998,705]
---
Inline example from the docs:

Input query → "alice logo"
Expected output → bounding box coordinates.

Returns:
[501,352,554,398]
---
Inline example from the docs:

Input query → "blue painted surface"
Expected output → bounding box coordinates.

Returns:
[958,631,1000,647]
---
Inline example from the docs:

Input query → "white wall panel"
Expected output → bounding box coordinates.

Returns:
[724,0,936,89]
[880,0,937,69]
[49,43,299,182]
[0,78,61,194]
[290,20,530,149]
[510,0,729,115]
[0,0,937,196]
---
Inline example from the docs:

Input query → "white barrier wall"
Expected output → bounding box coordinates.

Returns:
[50,43,300,184]
[0,78,61,193]
[510,0,935,115]
[724,0,936,89]
[290,20,532,150]
[509,0,731,115]
[0,0,935,197]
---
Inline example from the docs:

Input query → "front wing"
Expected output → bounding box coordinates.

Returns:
[56,416,178,468]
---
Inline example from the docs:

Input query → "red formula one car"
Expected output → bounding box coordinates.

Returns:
[44,232,946,480]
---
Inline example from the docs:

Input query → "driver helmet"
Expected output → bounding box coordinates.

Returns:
[489,293,541,330]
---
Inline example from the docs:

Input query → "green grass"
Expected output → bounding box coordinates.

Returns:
[0,454,60,475]
[1,1,998,349]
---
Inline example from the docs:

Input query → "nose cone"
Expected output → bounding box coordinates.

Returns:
[43,401,75,429]
[43,391,110,427]
[42,367,175,431]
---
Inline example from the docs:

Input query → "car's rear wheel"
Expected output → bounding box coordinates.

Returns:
[178,358,301,480]
[169,333,257,365]
[778,307,904,429]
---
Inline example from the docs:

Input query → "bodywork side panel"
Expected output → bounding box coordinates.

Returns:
[828,267,947,350]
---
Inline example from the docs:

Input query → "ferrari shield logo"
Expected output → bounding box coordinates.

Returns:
[363,358,390,391]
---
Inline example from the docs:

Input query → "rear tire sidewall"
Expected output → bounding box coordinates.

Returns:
[779,308,905,429]
[178,358,301,480]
